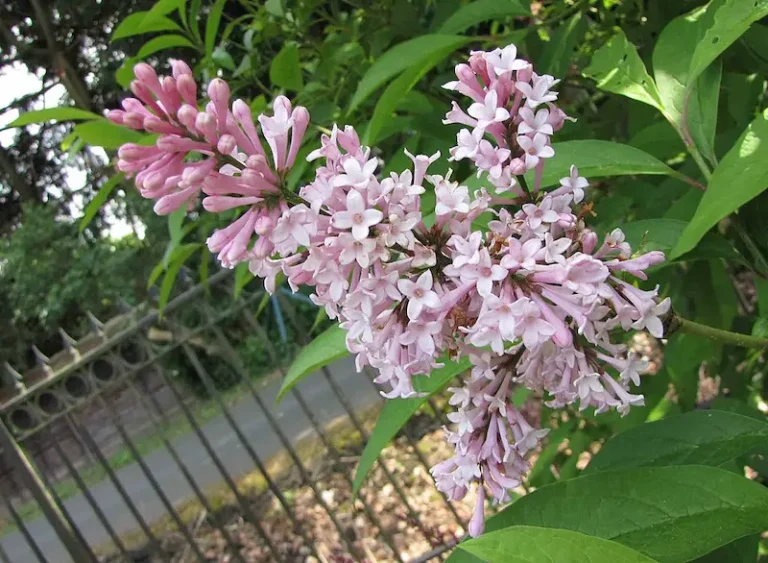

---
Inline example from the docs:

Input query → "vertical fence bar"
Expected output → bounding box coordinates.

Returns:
[239,310,406,562]
[32,445,100,563]
[125,379,247,563]
[363,366,467,530]
[92,393,209,562]
[278,296,438,543]
[202,320,363,559]
[149,354,279,562]
[49,433,131,561]
[0,417,91,563]
[1,495,47,563]
[63,414,95,466]
[73,416,171,563]
[0,537,12,563]
[178,341,299,525]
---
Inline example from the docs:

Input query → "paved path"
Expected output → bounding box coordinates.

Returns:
[1,357,382,563]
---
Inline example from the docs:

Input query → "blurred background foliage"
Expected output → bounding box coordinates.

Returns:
[1,0,767,417]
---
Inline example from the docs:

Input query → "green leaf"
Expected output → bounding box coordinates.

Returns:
[438,0,529,34]
[364,48,451,145]
[310,307,327,335]
[348,35,472,113]
[112,12,181,41]
[539,12,588,78]
[527,420,577,487]
[587,410,768,472]
[136,34,196,59]
[583,29,664,111]
[233,262,253,299]
[159,243,201,312]
[211,46,236,71]
[163,206,187,268]
[618,218,745,264]
[269,43,303,91]
[653,7,722,166]
[364,29,526,145]
[693,535,760,563]
[147,261,166,289]
[530,140,684,189]
[204,0,227,56]
[672,109,768,258]
[116,57,139,87]
[79,173,125,232]
[188,0,202,43]
[277,324,348,401]
[7,107,100,128]
[143,0,185,21]
[265,0,283,17]
[687,0,768,93]
[352,356,471,495]
[73,120,144,149]
[450,465,768,563]
[457,526,659,563]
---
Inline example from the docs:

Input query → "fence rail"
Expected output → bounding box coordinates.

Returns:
[0,270,468,562]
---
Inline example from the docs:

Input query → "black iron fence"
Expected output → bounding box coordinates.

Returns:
[0,270,469,562]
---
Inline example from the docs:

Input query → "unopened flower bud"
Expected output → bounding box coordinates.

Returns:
[170,59,193,79]
[106,110,124,125]
[582,230,599,254]
[508,157,527,175]
[217,134,237,155]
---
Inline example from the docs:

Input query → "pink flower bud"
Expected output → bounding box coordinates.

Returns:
[582,230,599,254]
[144,115,182,135]
[170,59,193,79]
[546,104,570,132]
[133,63,162,93]
[106,110,124,125]
[508,157,527,175]
[153,186,198,215]
[468,485,485,538]
[176,104,199,132]
[121,98,146,113]
[130,80,155,105]
[157,135,211,153]
[468,53,490,86]
[337,125,361,155]
[250,235,273,260]
[161,76,182,115]
[217,134,237,155]
[516,64,533,83]
[246,154,268,169]
[123,112,147,130]
[203,195,261,212]
[254,213,273,235]
[286,106,310,168]
[195,111,218,144]
[185,158,216,181]
[176,74,197,106]
[207,78,230,131]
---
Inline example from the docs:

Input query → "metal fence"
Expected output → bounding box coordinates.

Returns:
[0,269,469,562]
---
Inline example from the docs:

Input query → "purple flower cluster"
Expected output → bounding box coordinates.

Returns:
[109,44,670,537]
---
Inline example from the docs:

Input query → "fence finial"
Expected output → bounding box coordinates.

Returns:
[117,297,133,314]
[86,311,105,334]
[59,328,78,353]
[31,346,52,371]
[1,362,25,392]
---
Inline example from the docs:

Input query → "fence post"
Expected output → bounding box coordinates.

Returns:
[0,416,91,562]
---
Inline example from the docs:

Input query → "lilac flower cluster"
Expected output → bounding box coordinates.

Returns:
[109,44,670,537]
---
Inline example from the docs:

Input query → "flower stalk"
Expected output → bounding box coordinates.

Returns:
[671,315,768,349]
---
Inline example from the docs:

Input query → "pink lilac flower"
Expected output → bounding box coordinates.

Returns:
[111,48,671,539]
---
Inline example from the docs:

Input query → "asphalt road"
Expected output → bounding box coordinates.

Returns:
[0,356,382,563]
